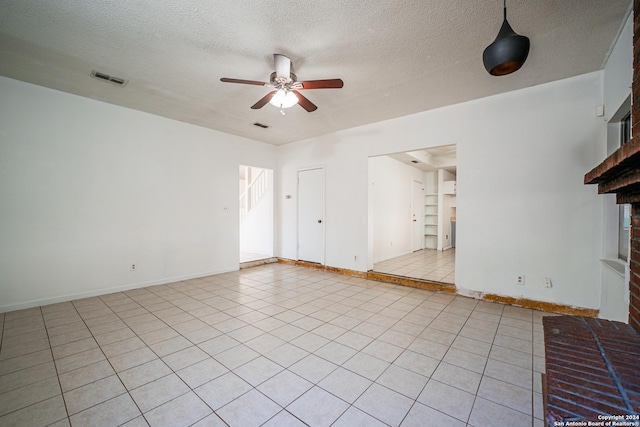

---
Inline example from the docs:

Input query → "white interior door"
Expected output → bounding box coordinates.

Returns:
[298,168,324,264]
[412,180,424,252]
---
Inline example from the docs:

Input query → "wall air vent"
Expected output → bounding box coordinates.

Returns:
[90,70,128,87]
[253,122,269,129]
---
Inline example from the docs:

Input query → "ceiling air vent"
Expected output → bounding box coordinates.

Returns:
[90,70,128,87]
[253,122,269,129]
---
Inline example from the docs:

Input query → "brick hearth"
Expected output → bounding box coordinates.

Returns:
[543,316,640,424]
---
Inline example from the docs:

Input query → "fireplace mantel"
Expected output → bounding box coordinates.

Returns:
[584,138,640,204]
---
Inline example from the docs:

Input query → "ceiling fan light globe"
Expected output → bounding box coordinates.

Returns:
[269,89,298,109]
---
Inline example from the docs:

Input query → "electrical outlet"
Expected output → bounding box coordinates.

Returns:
[354,255,358,261]
[130,264,136,271]
[516,275,525,286]
[544,278,552,288]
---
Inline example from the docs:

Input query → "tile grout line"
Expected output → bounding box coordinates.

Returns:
[80,286,216,424]
[106,283,226,425]
[41,304,70,426]
[449,294,493,426]
[70,297,140,425]
[0,312,4,356]
[220,273,412,426]
[1,264,541,426]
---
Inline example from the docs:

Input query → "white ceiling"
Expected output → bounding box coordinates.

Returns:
[387,145,457,174]
[0,1,631,145]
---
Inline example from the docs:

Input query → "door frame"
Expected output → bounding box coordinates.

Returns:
[238,164,275,264]
[412,179,424,252]
[297,166,325,264]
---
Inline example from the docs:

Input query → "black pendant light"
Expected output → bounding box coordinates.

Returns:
[483,0,530,76]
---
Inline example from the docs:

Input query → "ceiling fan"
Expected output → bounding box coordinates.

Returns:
[220,54,343,114]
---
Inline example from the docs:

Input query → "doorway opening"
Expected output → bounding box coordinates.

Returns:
[239,165,274,264]
[368,145,457,283]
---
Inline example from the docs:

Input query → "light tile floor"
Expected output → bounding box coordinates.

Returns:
[374,249,456,284]
[0,263,546,427]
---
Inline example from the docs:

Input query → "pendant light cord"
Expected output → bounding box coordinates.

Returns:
[503,0,507,20]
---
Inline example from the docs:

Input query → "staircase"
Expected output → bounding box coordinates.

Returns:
[239,167,268,221]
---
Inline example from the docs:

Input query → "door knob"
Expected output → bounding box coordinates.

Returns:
[318,219,322,223]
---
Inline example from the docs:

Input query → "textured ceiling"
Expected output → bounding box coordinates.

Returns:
[0,1,631,145]
[388,146,457,174]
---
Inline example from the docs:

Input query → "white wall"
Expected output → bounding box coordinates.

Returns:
[0,76,276,312]
[277,139,373,272]
[599,11,633,321]
[600,263,628,322]
[457,74,604,309]
[370,156,423,263]
[277,71,605,310]
[604,12,632,127]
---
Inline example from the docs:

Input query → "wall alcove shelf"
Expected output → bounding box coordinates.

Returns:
[424,193,438,249]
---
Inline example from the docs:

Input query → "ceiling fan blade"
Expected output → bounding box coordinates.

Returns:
[220,78,268,86]
[274,54,291,79]
[293,91,318,112]
[251,91,276,109]
[298,79,344,90]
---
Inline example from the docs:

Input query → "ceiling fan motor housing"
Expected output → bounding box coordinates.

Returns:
[270,72,297,84]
